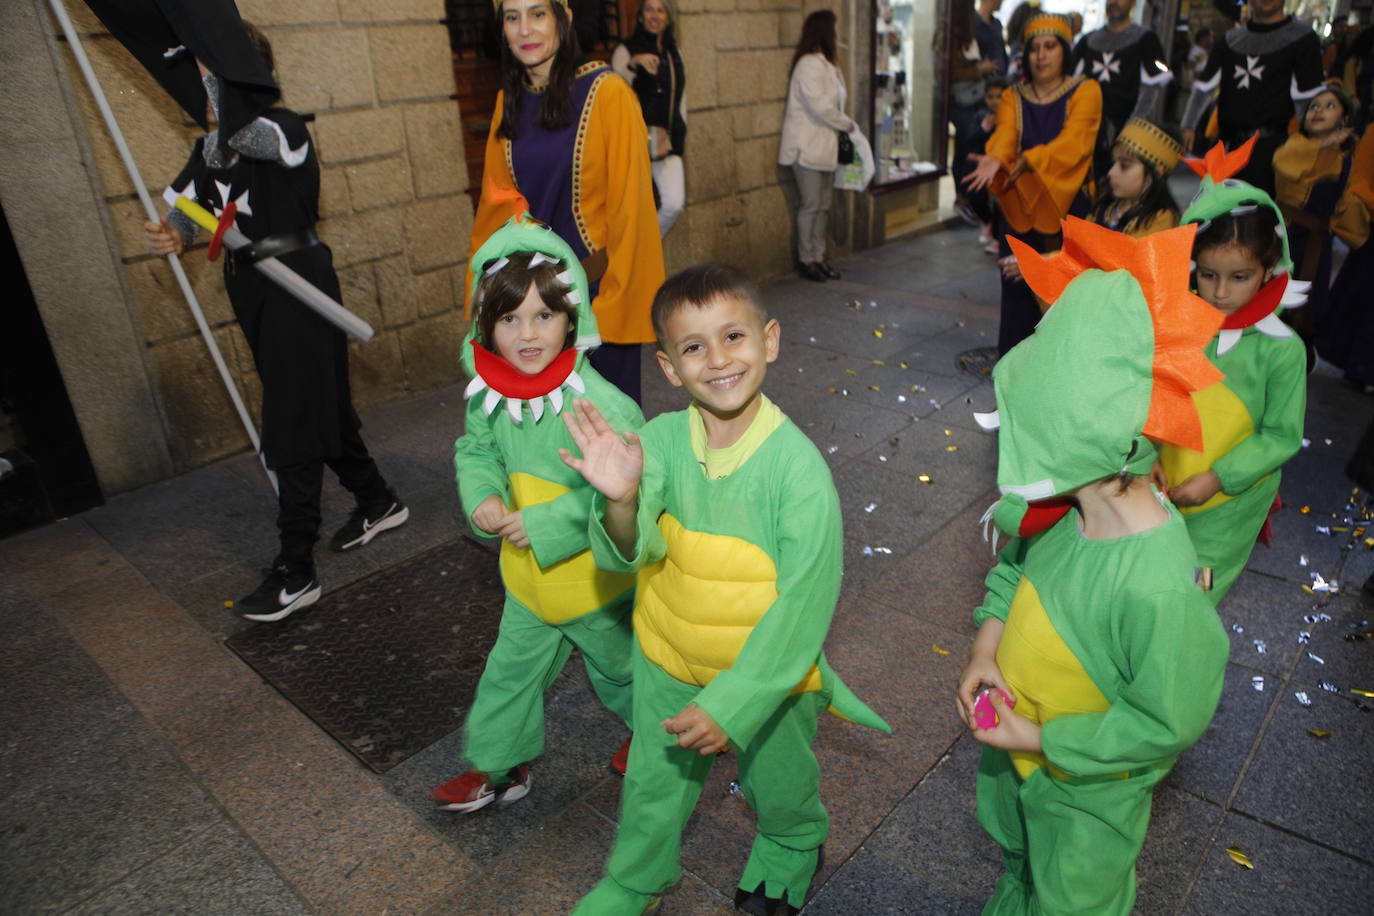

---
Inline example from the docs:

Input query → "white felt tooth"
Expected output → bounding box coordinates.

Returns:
[555,270,575,285]
[1281,278,1310,307]
[565,370,586,394]
[548,387,565,414]
[507,397,524,424]
[464,376,488,400]
[1003,479,1056,500]
[485,256,510,276]
[483,387,503,415]
[529,396,545,422]
[530,252,556,267]
[564,290,583,304]
[1216,328,1242,355]
[1254,313,1294,339]
[973,409,1000,431]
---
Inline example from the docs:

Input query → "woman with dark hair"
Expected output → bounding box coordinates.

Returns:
[612,0,687,237]
[950,0,995,226]
[963,13,1100,354]
[778,10,857,282]
[469,0,665,404]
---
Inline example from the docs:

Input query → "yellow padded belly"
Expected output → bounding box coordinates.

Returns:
[634,513,822,693]
[996,577,1111,780]
[499,472,634,624]
[1159,383,1259,514]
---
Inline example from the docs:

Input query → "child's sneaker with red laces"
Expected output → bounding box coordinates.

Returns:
[432,765,531,813]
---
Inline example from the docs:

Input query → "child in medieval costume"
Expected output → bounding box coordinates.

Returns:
[144,23,407,623]
[957,217,1231,915]
[1155,138,1310,605]
[431,216,641,813]
[560,264,890,916]
[1088,117,1182,238]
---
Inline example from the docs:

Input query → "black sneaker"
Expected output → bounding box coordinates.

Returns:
[818,262,842,280]
[330,499,410,552]
[237,561,321,623]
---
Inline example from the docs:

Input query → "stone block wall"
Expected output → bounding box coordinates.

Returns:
[64,0,471,471]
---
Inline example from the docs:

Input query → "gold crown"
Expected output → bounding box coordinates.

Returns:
[1116,118,1183,175]
[1023,14,1073,45]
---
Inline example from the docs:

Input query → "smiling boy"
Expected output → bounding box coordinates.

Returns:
[560,264,888,915]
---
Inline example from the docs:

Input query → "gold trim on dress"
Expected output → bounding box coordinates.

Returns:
[571,64,612,254]
[1015,74,1085,107]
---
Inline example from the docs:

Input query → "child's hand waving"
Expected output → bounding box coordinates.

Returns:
[560,398,643,504]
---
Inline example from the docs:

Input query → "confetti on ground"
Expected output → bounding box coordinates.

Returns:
[1226,847,1254,869]
[1301,438,1312,448]
[946,445,959,452]
[1308,652,1325,665]
[1324,438,1333,446]
[860,545,893,556]
[864,502,878,513]
[1295,691,1312,707]
[1299,554,1309,566]
[1316,525,1331,535]
[1231,623,1244,634]
[897,395,907,403]
[1300,505,1311,514]
[878,455,888,462]
[929,399,941,409]
[899,361,909,369]
[873,330,884,338]
[826,445,838,454]
[872,359,886,365]
[224,600,234,609]
[845,369,857,376]
[809,336,817,343]
[1252,675,1264,691]
[1350,688,1374,699]
[1254,639,1267,655]
[931,645,951,656]
[917,474,932,484]
[1298,631,1311,644]
[828,386,837,393]
[869,385,881,392]
[1307,729,1331,738]
[1319,681,1340,693]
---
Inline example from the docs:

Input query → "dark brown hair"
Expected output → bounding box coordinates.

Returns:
[791,10,837,72]
[1192,205,1285,272]
[241,20,274,73]
[474,251,579,352]
[651,263,768,346]
[497,1,586,139]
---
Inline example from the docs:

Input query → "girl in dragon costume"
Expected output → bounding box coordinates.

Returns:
[958,217,1230,915]
[431,216,642,813]
[1155,136,1309,605]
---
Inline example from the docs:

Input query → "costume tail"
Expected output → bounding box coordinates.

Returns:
[820,657,892,733]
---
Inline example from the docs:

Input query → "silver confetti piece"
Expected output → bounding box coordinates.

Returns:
[1299,555,1309,567]
[1251,675,1264,691]
[1316,525,1332,535]
[1319,681,1340,693]
[864,502,877,513]
[1301,438,1311,448]
[1254,640,1267,655]
[1298,631,1311,644]
[1231,623,1245,634]
[1295,691,1312,707]
[1308,652,1325,665]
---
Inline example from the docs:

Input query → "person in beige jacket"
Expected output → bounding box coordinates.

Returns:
[778,10,857,282]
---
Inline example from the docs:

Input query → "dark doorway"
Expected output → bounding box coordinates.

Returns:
[0,205,104,538]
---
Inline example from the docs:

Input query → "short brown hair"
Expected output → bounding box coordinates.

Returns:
[474,251,579,351]
[241,20,274,73]
[651,263,768,347]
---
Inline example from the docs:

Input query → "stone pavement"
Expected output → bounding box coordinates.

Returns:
[2,223,1372,915]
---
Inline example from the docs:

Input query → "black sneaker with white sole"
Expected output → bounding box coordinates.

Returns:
[329,499,410,552]
[237,561,322,622]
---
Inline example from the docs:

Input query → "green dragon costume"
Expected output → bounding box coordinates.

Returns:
[973,219,1231,914]
[452,216,643,776]
[571,393,890,915]
[1158,137,1309,604]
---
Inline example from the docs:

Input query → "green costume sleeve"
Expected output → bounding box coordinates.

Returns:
[524,392,645,569]
[973,537,1031,627]
[588,417,669,572]
[454,398,510,541]
[1211,336,1307,495]
[1040,586,1228,777]
[692,457,844,751]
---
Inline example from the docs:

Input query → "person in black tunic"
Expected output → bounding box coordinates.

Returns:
[1181,0,1324,194]
[145,25,407,622]
[1073,0,1171,184]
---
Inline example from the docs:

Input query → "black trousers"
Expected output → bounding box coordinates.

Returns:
[997,227,1056,356]
[275,423,392,571]
[589,342,643,406]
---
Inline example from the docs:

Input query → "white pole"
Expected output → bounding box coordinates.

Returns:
[47,0,278,494]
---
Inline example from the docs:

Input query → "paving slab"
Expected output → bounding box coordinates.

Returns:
[1165,662,1280,805]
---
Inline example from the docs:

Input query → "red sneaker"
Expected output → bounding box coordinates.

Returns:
[432,765,531,813]
[610,736,632,776]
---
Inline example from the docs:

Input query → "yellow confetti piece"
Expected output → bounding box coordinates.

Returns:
[1301,585,1314,595]
[1354,526,1367,538]
[1300,506,1311,514]
[224,600,234,609]
[872,359,886,366]
[946,445,959,452]
[845,369,857,376]
[944,429,953,436]
[910,385,921,392]
[1363,537,1374,549]
[1350,688,1374,698]
[1307,729,1331,738]
[878,323,887,329]
[869,385,881,392]
[873,330,884,338]
[931,644,951,656]
[917,474,932,483]
[828,386,837,393]
[899,361,909,369]
[1332,526,1351,533]
[1225,847,1254,869]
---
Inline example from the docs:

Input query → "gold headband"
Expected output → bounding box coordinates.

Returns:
[1116,118,1183,175]
[1023,14,1072,45]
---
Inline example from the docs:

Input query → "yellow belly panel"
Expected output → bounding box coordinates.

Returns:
[1159,383,1261,515]
[500,472,634,624]
[634,513,822,693]
[996,577,1111,780]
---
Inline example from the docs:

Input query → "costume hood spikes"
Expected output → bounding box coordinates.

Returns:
[977,218,1224,538]
[461,215,601,425]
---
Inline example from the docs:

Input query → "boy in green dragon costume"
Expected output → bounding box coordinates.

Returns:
[1155,136,1309,605]
[560,264,890,916]
[957,218,1231,914]
[431,215,642,812]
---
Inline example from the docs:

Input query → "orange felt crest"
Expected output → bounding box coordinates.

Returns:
[1009,218,1225,452]
[481,170,530,218]
[1183,133,1257,181]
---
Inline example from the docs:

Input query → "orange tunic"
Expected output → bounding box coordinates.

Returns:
[468,65,664,345]
[1274,133,1372,250]
[986,77,1102,235]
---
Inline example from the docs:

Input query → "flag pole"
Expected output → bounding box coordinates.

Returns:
[48,0,277,494]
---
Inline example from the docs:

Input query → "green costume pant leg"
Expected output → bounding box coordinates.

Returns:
[573,645,714,915]
[978,748,1154,916]
[735,689,829,909]
[1184,473,1280,605]
[566,592,636,728]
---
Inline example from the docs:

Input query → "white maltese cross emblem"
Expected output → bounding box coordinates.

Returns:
[1092,51,1121,83]
[1234,55,1264,90]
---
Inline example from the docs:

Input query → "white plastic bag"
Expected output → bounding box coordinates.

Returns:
[834,129,875,191]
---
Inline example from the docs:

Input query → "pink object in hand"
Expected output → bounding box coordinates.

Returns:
[973,688,1015,730]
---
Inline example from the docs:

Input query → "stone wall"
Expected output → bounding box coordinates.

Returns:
[61,0,471,472]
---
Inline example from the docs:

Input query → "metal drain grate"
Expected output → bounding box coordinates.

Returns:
[226,538,506,773]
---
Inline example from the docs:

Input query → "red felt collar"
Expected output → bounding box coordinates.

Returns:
[1019,497,1075,537]
[470,340,577,400]
[1219,274,1286,330]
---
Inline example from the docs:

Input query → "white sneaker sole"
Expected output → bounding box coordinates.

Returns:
[239,583,322,622]
[436,772,532,813]
[335,505,410,552]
